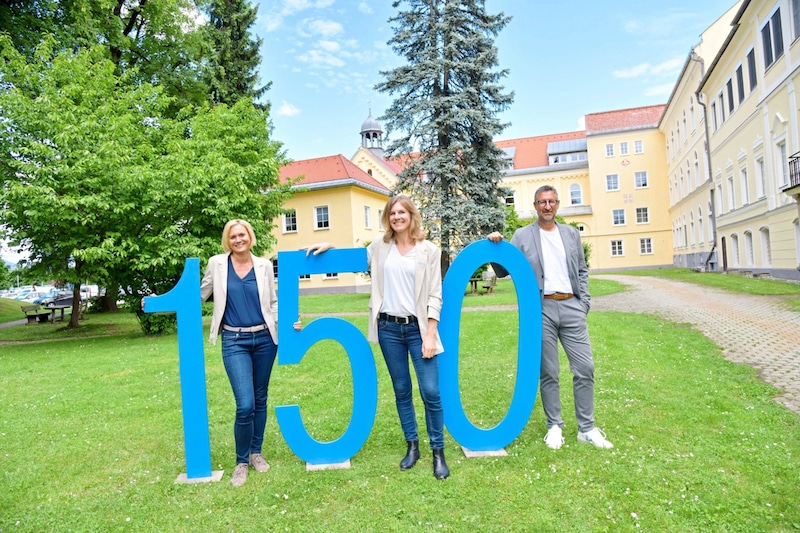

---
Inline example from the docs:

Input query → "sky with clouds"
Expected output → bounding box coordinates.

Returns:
[1,0,742,266]
[253,0,740,160]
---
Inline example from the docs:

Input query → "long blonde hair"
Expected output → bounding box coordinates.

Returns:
[381,195,425,243]
[221,219,257,252]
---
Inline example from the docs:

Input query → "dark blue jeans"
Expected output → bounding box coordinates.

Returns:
[377,318,444,449]
[220,329,277,465]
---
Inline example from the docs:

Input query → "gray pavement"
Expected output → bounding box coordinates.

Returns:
[592,275,800,414]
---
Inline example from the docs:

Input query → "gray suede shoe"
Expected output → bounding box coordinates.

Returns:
[249,453,270,473]
[231,463,248,487]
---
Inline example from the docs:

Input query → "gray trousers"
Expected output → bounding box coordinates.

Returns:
[539,297,596,433]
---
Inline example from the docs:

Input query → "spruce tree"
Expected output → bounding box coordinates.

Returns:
[202,0,270,106]
[376,0,514,273]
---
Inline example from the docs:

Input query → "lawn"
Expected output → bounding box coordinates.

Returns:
[1,277,799,532]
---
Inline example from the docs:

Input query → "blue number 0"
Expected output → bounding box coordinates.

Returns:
[438,240,542,451]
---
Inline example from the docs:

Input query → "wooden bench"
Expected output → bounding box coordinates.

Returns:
[21,304,51,325]
[481,271,497,294]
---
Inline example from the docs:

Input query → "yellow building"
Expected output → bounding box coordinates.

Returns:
[696,0,800,279]
[660,2,742,272]
[274,154,391,293]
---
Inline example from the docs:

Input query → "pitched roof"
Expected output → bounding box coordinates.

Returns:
[585,104,666,135]
[495,130,586,169]
[279,154,391,194]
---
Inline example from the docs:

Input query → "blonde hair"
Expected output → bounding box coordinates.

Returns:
[221,219,257,252]
[381,195,425,243]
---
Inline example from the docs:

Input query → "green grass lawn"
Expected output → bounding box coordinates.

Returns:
[1,278,799,532]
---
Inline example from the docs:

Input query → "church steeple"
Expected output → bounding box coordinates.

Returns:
[360,105,384,157]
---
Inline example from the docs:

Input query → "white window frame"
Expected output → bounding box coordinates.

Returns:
[619,141,629,155]
[761,7,785,71]
[634,171,648,188]
[569,184,582,205]
[739,166,749,205]
[755,156,766,199]
[606,174,619,191]
[364,205,372,229]
[639,238,653,255]
[605,143,614,157]
[635,207,649,224]
[611,240,624,257]
[314,205,330,230]
[634,140,643,154]
[283,209,297,233]
[612,209,626,226]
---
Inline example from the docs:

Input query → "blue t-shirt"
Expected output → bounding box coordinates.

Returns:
[222,257,266,327]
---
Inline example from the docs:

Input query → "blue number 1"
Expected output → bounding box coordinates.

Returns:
[143,258,212,479]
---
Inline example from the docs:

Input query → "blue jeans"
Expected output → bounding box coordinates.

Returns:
[377,318,444,449]
[220,329,277,465]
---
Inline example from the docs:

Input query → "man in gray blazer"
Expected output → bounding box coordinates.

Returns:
[488,185,613,450]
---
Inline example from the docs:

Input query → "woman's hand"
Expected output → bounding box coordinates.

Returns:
[293,320,303,331]
[302,242,333,256]
[486,231,504,243]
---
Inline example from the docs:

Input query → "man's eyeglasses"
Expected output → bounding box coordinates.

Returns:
[536,199,559,207]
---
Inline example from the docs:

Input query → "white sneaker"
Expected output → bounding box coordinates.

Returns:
[577,427,614,449]
[543,425,564,450]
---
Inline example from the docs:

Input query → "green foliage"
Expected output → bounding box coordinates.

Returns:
[377,0,514,269]
[134,309,178,335]
[0,38,292,328]
[201,0,270,106]
[502,211,592,267]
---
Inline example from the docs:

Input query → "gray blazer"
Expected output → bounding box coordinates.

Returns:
[200,252,278,345]
[503,221,590,312]
[367,238,444,353]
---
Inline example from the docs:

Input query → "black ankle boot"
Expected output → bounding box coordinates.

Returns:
[400,440,420,470]
[432,448,449,479]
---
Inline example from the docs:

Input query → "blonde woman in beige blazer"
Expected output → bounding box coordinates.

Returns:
[200,219,278,487]
[301,195,449,479]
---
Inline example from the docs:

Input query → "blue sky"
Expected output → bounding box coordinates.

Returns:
[1,0,741,266]
[254,0,741,161]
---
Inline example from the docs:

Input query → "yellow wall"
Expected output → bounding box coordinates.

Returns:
[272,185,390,293]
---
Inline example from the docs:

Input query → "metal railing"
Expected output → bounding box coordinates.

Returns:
[788,151,800,189]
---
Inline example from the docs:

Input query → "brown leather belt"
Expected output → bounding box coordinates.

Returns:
[223,324,267,333]
[543,292,573,300]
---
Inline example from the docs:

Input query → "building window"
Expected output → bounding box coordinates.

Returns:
[755,156,766,198]
[612,209,626,226]
[744,230,754,267]
[314,205,330,230]
[635,207,649,224]
[620,141,629,155]
[690,97,696,131]
[777,141,788,186]
[299,273,311,281]
[569,184,582,205]
[740,166,749,205]
[606,174,619,191]
[639,238,653,255]
[760,227,772,266]
[378,209,384,230]
[283,209,297,233]
[761,8,785,70]
[504,195,515,206]
[726,78,735,113]
[736,65,745,104]
[694,152,701,187]
[716,181,724,214]
[605,143,614,157]
[794,0,800,39]
[731,234,740,267]
[324,272,339,280]
[698,208,704,245]
[718,92,725,123]
[634,140,643,154]
[577,224,586,233]
[634,171,648,188]
[727,175,735,210]
[747,48,757,90]
[690,213,696,246]
[611,240,624,256]
[711,102,718,131]
[364,206,372,229]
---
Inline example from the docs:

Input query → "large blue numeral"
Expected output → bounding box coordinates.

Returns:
[439,240,542,451]
[143,258,212,479]
[276,248,377,465]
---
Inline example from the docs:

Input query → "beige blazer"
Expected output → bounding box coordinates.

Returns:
[367,238,444,354]
[200,252,278,345]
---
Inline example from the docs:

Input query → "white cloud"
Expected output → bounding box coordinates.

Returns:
[277,101,302,117]
[358,2,373,14]
[260,0,336,32]
[307,19,343,37]
[613,63,650,79]
[297,49,345,67]
[644,83,676,97]
[613,57,683,79]
[318,40,341,52]
[576,116,586,131]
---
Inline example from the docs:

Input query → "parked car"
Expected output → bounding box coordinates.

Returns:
[40,290,75,308]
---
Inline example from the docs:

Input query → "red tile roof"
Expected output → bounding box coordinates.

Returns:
[495,130,586,169]
[280,154,391,193]
[585,104,666,135]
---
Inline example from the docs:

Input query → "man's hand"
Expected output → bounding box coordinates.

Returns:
[486,232,504,244]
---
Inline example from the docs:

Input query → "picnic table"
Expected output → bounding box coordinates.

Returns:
[468,277,481,293]
[21,301,88,324]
